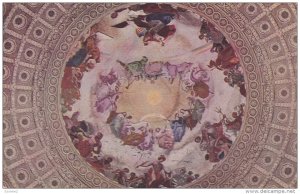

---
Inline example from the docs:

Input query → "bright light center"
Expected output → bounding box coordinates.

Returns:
[147,90,162,105]
[117,77,189,124]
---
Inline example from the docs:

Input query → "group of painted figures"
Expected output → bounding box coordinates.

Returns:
[60,3,246,188]
[63,104,244,188]
[62,55,245,187]
[110,3,186,46]
[199,18,246,97]
[63,110,201,188]
[61,3,245,111]
[61,31,101,112]
[195,104,244,163]
[110,2,246,96]
[91,58,209,150]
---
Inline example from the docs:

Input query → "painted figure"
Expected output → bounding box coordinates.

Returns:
[180,97,206,128]
[144,61,165,80]
[199,19,228,53]
[223,68,246,97]
[112,168,130,186]
[111,3,182,46]
[170,114,186,142]
[117,56,148,88]
[155,128,175,150]
[208,44,240,70]
[136,155,171,188]
[163,62,193,84]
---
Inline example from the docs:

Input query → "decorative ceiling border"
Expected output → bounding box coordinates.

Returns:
[3,3,297,188]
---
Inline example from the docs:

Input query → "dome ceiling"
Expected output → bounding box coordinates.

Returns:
[3,3,297,189]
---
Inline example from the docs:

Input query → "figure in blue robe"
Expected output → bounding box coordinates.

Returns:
[66,41,88,67]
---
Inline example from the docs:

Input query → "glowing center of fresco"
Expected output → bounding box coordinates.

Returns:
[117,77,189,124]
[147,89,162,105]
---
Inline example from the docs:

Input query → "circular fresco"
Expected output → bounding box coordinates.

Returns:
[3,3,297,189]
[61,4,246,188]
